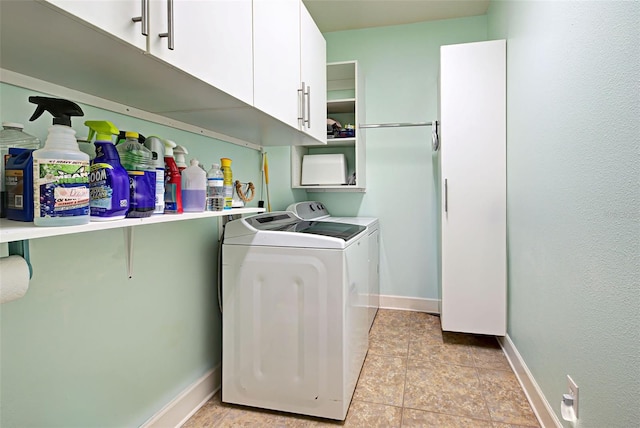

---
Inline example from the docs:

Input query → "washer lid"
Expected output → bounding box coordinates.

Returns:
[246,212,364,241]
[224,211,366,249]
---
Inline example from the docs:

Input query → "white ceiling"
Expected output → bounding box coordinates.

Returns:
[303,0,490,33]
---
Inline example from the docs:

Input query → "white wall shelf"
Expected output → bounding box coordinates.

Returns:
[327,99,356,114]
[0,208,264,244]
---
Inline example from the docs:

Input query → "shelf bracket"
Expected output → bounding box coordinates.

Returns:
[124,227,134,279]
[8,239,33,279]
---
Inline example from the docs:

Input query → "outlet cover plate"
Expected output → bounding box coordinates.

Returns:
[567,375,579,418]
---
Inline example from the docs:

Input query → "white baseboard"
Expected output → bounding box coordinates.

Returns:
[141,364,221,428]
[498,335,562,428]
[378,295,440,314]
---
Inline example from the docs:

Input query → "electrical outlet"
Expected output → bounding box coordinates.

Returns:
[567,375,579,418]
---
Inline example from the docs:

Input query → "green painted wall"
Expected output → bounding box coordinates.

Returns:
[269,16,489,300]
[487,1,640,426]
[0,82,262,427]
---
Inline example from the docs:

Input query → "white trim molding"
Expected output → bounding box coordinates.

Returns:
[378,295,440,314]
[498,335,562,428]
[141,365,221,428]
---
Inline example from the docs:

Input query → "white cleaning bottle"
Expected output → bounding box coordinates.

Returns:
[29,96,90,226]
[181,159,206,212]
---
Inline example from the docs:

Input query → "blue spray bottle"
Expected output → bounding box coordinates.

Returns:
[85,121,130,221]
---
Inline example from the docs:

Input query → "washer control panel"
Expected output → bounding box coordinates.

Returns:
[286,201,330,220]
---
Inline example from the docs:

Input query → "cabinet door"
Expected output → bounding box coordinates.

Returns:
[253,0,301,129]
[300,2,326,142]
[440,40,506,336]
[148,0,253,106]
[45,0,147,50]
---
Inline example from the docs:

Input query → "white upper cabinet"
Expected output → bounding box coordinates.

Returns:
[299,2,327,143]
[253,0,301,130]
[47,0,253,106]
[45,0,147,50]
[254,0,326,144]
[0,0,326,147]
[148,0,254,106]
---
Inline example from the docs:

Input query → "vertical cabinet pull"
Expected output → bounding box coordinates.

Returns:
[132,0,149,36]
[158,0,175,50]
[298,82,306,124]
[304,85,311,128]
[444,179,448,213]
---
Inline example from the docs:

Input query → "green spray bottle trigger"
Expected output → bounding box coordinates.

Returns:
[85,120,119,142]
[28,96,83,126]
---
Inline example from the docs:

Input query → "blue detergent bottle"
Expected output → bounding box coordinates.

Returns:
[5,147,36,222]
[117,131,155,218]
[85,121,130,221]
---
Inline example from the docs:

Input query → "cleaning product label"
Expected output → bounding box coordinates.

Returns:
[164,182,178,212]
[164,160,181,213]
[126,170,155,218]
[6,169,24,209]
[6,148,35,222]
[33,158,89,219]
[154,168,165,214]
[90,163,129,218]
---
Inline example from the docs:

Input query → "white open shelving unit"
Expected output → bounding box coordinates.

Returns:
[291,60,366,192]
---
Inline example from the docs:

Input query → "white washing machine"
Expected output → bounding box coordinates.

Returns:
[287,201,380,330]
[221,211,370,420]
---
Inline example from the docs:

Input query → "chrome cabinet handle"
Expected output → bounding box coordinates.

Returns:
[158,0,175,50]
[444,178,448,213]
[304,85,311,128]
[131,0,149,36]
[298,82,306,124]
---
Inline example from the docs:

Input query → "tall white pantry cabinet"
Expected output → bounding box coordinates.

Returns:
[439,40,507,336]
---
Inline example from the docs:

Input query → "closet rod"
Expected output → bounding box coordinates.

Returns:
[359,121,437,128]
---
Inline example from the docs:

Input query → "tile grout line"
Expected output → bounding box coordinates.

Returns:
[473,351,497,425]
[399,316,414,427]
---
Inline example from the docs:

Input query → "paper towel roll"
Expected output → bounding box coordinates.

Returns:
[0,255,30,304]
[561,399,577,422]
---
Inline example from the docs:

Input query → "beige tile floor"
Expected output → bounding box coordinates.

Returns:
[184,309,540,427]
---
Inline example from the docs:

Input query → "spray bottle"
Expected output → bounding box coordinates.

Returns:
[163,139,182,213]
[85,121,130,221]
[29,96,90,226]
[174,145,188,172]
